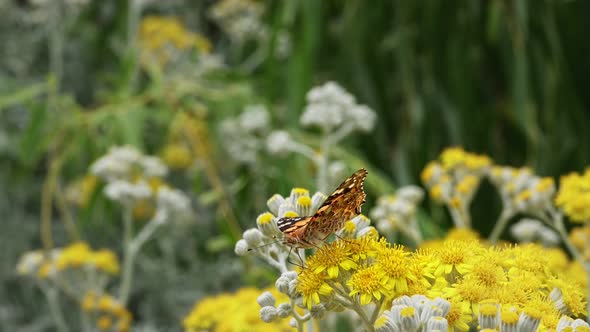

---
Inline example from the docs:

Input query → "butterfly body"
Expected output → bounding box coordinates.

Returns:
[277,168,367,248]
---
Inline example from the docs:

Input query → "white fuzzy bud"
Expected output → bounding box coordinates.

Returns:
[234,239,249,256]
[243,229,263,247]
[259,306,278,322]
[267,194,285,215]
[288,279,298,297]
[275,277,290,294]
[310,304,326,319]
[277,303,292,318]
[425,316,448,332]
[257,291,276,307]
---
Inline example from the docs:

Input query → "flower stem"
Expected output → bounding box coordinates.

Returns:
[118,206,134,305]
[488,208,513,244]
[42,285,70,332]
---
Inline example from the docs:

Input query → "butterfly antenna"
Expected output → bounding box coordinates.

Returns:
[247,235,283,251]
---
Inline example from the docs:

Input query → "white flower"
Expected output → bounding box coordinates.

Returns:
[140,156,168,178]
[300,81,376,134]
[240,105,270,133]
[397,186,425,204]
[104,180,152,204]
[90,155,131,181]
[157,187,192,217]
[348,105,376,132]
[16,250,45,276]
[266,130,293,155]
[108,145,142,164]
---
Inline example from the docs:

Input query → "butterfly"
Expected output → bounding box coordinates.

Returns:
[277,168,367,248]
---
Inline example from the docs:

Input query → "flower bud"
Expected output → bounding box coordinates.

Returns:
[257,291,276,307]
[234,239,249,256]
[259,306,278,322]
[243,229,263,247]
[277,303,292,318]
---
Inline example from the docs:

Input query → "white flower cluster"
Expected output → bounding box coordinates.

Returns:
[91,145,192,219]
[90,145,168,182]
[375,295,450,332]
[370,186,424,240]
[510,218,560,247]
[16,249,60,278]
[301,81,376,134]
[489,166,556,215]
[257,290,293,323]
[209,0,268,44]
[221,105,270,164]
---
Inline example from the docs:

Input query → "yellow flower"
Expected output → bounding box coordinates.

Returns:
[374,245,417,294]
[97,315,112,330]
[499,307,519,330]
[344,236,380,262]
[440,147,467,170]
[55,242,91,270]
[306,241,357,279]
[348,265,393,305]
[555,168,590,223]
[445,298,473,332]
[183,287,291,332]
[162,144,193,170]
[296,269,334,309]
[445,278,488,309]
[421,161,439,184]
[464,258,506,288]
[547,277,588,317]
[89,250,120,275]
[432,240,478,279]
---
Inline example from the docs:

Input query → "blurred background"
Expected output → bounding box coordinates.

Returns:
[1,0,590,331]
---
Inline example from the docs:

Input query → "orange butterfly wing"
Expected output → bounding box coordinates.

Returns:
[277,168,367,248]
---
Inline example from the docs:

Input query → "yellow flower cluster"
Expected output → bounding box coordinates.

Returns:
[296,233,587,331]
[81,292,132,332]
[421,148,491,201]
[183,287,292,332]
[17,242,120,279]
[140,16,211,53]
[421,147,491,227]
[556,168,590,223]
[139,16,211,64]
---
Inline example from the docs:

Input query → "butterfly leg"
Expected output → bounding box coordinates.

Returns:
[286,246,306,269]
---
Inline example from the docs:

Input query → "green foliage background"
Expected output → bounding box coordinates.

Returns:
[1,0,589,330]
